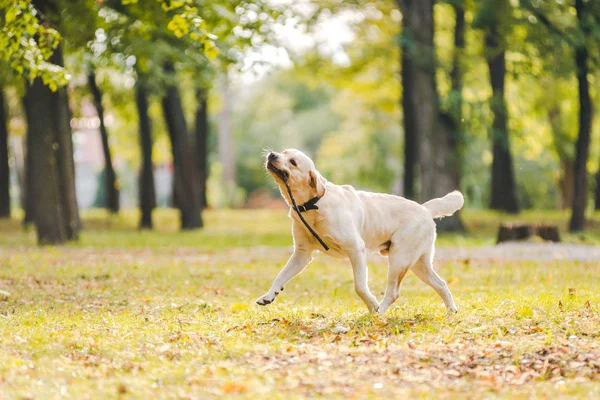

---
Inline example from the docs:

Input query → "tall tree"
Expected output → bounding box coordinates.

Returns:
[161,62,202,229]
[475,0,519,213]
[437,1,466,232]
[400,19,418,200]
[195,86,209,210]
[217,76,235,187]
[548,105,575,209]
[397,0,465,230]
[22,96,35,225]
[0,90,9,218]
[569,0,593,231]
[88,70,120,214]
[23,47,79,244]
[135,79,155,229]
[521,0,597,227]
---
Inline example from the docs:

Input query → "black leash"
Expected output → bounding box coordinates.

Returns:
[284,179,329,251]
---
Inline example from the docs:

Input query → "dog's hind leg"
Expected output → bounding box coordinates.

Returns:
[410,251,458,312]
[378,245,411,315]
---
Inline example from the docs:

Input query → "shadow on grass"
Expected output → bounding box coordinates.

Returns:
[267,311,437,339]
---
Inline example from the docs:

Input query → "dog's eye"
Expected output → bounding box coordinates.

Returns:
[290,159,297,167]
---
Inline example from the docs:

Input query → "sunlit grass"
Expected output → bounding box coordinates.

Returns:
[0,209,599,398]
[2,208,600,248]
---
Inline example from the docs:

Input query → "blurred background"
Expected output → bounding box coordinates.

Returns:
[0,0,599,244]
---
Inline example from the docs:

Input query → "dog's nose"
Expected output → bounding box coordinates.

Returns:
[268,152,278,162]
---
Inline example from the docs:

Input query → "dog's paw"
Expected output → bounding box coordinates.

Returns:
[255,293,275,306]
[368,304,380,314]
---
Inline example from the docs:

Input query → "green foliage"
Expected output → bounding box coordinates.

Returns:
[0,0,264,89]
[0,0,68,89]
[233,72,341,196]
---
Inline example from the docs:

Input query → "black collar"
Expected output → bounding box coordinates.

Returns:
[284,180,329,251]
[296,196,321,213]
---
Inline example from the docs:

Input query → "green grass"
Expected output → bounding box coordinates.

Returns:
[0,209,599,398]
[2,208,600,248]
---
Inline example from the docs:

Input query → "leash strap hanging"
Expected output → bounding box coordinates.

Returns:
[284,180,329,251]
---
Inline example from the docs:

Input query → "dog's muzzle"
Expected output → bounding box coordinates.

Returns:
[266,155,289,181]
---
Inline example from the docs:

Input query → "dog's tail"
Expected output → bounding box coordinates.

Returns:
[422,191,464,219]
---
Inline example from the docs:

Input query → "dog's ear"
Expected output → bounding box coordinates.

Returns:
[309,170,326,197]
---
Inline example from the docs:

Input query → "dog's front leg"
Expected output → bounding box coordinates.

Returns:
[256,249,313,306]
[348,245,379,313]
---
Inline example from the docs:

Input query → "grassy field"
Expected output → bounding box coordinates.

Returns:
[2,208,600,249]
[0,209,599,399]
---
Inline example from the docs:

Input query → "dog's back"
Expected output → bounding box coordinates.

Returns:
[353,190,433,252]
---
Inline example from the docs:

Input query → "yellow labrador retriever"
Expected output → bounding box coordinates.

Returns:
[256,149,463,314]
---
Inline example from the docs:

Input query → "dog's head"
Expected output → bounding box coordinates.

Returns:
[265,149,327,204]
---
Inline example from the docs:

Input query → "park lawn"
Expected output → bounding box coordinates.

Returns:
[0,209,599,399]
[2,208,600,249]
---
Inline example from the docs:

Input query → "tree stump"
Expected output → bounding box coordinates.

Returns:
[497,223,560,244]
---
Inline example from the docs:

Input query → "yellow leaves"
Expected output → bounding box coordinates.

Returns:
[222,382,245,393]
[164,6,219,61]
[526,326,543,334]
[518,305,534,319]
[0,0,67,89]
[201,38,220,61]
[167,15,190,38]
[4,6,18,24]
[230,303,248,313]
[161,0,186,12]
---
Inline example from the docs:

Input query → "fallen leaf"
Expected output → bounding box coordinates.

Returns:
[444,369,461,377]
[222,382,245,393]
[117,383,127,394]
[330,325,350,334]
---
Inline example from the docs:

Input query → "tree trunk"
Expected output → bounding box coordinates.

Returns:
[24,78,66,243]
[22,97,35,225]
[594,169,600,211]
[561,159,575,210]
[398,0,465,231]
[437,114,465,232]
[485,14,519,214]
[23,47,79,244]
[398,0,438,203]
[88,70,120,213]
[135,81,156,229]
[0,90,9,218]
[161,62,202,229]
[218,76,235,186]
[400,33,418,200]
[55,64,80,240]
[569,0,593,231]
[16,137,26,215]
[548,108,575,210]
[195,87,209,209]
[437,3,466,232]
